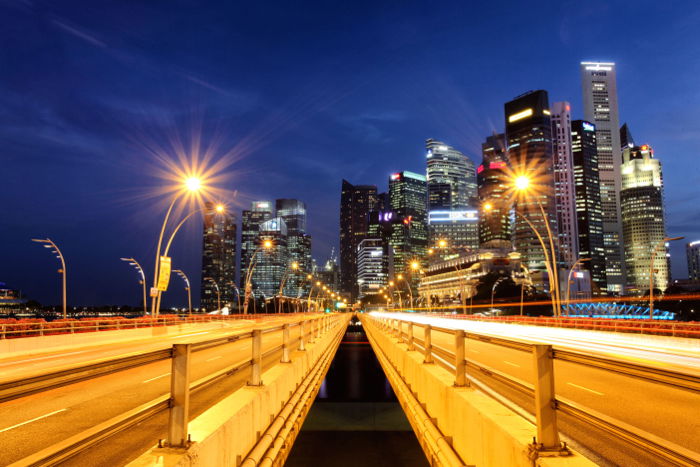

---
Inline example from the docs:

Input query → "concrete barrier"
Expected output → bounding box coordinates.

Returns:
[362,315,597,467]
[127,314,350,467]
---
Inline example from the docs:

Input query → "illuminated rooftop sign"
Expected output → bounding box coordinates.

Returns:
[582,122,595,132]
[508,108,533,123]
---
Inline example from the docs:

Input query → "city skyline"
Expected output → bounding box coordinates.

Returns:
[2,2,700,306]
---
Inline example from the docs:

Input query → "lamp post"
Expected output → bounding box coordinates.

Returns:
[229,281,242,313]
[396,273,414,309]
[308,281,321,313]
[491,277,507,310]
[520,265,530,316]
[32,238,67,319]
[649,236,683,319]
[278,261,299,313]
[120,257,147,315]
[172,269,192,316]
[565,258,591,316]
[242,240,273,314]
[203,276,221,313]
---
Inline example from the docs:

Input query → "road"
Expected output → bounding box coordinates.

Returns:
[370,312,700,466]
[0,315,319,465]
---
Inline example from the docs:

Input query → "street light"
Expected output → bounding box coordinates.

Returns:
[173,269,192,316]
[491,277,507,310]
[32,238,67,319]
[150,176,203,317]
[229,281,242,313]
[242,239,273,314]
[120,257,147,315]
[204,276,221,312]
[565,258,591,315]
[396,273,414,309]
[278,261,299,313]
[649,236,683,319]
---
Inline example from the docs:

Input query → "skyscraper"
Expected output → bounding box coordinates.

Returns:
[571,120,607,293]
[581,61,626,293]
[505,90,558,289]
[478,133,511,249]
[426,139,479,250]
[240,201,273,288]
[200,202,237,311]
[276,199,312,296]
[620,144,668,293]
[389,171,428,283]
[357,238,389,299]
[550,102,579,266]
[339,180,378,298]
[252,217,288,299]
[687,241,700,280]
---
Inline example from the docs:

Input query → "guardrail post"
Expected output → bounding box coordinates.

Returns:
[167,343,191,448]
[299,320,306,351]
[396,320,402,342]
[39,323,44,336]
[315,318,321,340]
[532,344,559,449]
[423,325,433,363]
[407,322,414,350]
[249,329,263,386]
[454,330,467,387]
[281,324,291,363]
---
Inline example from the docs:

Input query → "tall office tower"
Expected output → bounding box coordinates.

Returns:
[550,102,579,266]
[505,90,559,289]
[252,217,288,299]
[275,199,312,296]
[687,241,700,280]
[620,123,635,150]
[620,144,668,293]
[357,238,390,299]
[389,171,428,283]
[376,192,390,211]
[317,249,340,291]
[581,61,626,293]
[478,133,512,249]
[240,201,273,288]
[339,180,378,298]
[571,120,607,293]
[200,202,237,311]
[426,139,478,250]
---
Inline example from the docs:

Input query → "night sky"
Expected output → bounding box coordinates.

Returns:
[2,1,699,307]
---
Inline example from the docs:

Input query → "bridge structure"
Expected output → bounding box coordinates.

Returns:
[0,311,698,466]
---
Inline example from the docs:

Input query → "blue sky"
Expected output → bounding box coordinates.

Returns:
[2,0,699,306]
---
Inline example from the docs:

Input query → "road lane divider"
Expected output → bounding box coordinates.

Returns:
[566,382,604,396]
[142,373,170,383]
[0,409,67,434]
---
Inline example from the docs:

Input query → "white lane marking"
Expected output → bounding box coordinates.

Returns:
[0,409,68,434]
[206,356,223,362]
[503,360,521,368]
[143,373,170,383]
[567,382,604,396]
[469,349,480,354]
[177,331,210,338]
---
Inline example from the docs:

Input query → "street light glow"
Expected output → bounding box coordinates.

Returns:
[215,204,225,213]
[263,240,273,248]
[185,177,202,192]
[483,202,493,212]
[410,261,420,270]
[515,175,530,191]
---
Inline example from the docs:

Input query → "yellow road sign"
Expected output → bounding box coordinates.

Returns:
[157,256,171,291]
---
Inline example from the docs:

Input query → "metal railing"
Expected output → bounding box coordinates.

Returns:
[6,313,344,466]
[367,314,700,466]
[0,312,315,339]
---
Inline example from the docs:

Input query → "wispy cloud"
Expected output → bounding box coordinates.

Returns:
[52,19,107,48]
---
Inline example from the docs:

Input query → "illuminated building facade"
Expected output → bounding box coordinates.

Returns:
[478,133,511,249]
[240,201,273,288]
[200,202,237,312]
[357,238,389,299]
[581,61,626,293]
[252,217,289,299]
[426,139,478,251]
[620,144,668,293]
[571,120,607,293]
[276,199,312,296]
[389,171,428,282]
[504,90,559,289]
[687,241,700,281]
[339,180,378,298]
[550,101,579,266]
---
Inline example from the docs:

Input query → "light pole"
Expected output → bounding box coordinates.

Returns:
[32,238,67,319]
[243,240,273,314]
[173,269,192,316]
[150,177,202,317]
[519,265,530,316]
[278,261,299,313]
[308,281,322,313]
[491,277,507,310]
[565,258,591,315]
[229,281,242,313]
[396,274,414,309]
[204,276,221,313]
[649,236,683,319]
[120,257,147,315]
